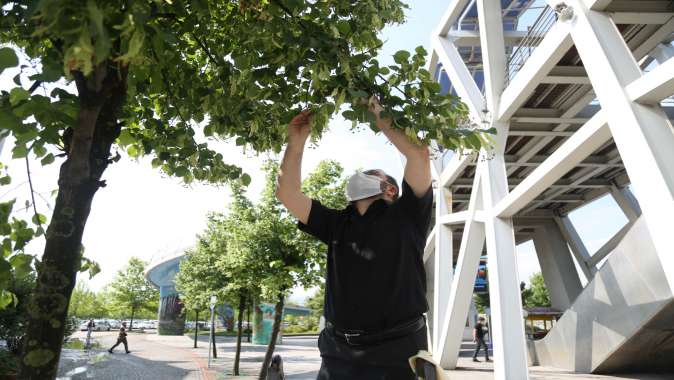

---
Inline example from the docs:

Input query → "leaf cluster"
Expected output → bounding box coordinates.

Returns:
[108,257,158,315]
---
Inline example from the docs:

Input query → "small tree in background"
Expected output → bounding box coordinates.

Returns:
[108,257,158,330]
[522,272,551,308]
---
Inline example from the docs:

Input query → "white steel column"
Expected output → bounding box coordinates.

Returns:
[477,0,529,378]
[433,185,454,348]
[562,0,674,290]
[434,173,485,368]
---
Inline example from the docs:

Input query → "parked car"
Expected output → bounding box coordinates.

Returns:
[93,320,111,331]
[79,321,90,331]
[107,319,121,329]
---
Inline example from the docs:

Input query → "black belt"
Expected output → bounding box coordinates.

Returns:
[326,316,426,346]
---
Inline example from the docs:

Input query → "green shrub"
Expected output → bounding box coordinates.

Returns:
[0,349,18,376]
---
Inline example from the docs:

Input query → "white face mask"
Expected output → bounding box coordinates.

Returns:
[346,171,383,202]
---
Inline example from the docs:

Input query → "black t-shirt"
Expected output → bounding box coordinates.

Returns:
[475,322,485,339]
[298,180,433,331]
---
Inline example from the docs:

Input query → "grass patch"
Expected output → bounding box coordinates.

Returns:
[63,338,101,350]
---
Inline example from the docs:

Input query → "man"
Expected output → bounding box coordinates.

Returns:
[472,317,490,362]
[85,319,95,349]
[108,322,130,354]
[276,99,433,379]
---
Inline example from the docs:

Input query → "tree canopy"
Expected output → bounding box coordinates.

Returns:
[0,1,490,377]
[522,272,551,308]
[108,257,158,327]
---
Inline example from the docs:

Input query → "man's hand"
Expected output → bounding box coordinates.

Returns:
[368,96,392,131]
[287,110,312,145]
[366,96,431,198]
[277,110,313,224]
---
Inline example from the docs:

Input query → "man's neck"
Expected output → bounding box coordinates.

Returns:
[354,197,379,216]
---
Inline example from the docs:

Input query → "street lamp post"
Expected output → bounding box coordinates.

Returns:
[207,295,217,368]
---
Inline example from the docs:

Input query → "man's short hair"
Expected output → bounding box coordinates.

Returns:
[363,169,399,198]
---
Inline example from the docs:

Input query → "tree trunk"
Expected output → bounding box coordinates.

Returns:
[194,310,199,348]
[210,309,218,359]
[258,293,284,380]
[130,308,135,331]
[247,302,251,343]
[18,63,127,380]
[234,293,246,375]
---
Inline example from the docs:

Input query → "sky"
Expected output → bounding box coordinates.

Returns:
[0,1,629,305]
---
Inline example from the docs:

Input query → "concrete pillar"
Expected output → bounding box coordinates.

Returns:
[610,185,642,222]
[532,220,583,310]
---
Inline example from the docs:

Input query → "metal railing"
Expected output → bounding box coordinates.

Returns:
[505,5,557,84]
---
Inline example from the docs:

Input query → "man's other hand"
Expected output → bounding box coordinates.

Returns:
[367,96,392,131]
[288,110,312,144]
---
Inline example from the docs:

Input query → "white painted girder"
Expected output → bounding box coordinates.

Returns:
[439,153,474,188]
[433,36,486,120]
[448,29,531,46]
[498,22,573,122]
[435,0,474,37]
[626,56,674,103]
[494,112,610,218]
[610,12,674,25]
[434,173,485,368]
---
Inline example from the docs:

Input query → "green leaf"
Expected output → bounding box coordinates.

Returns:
[0,48,18,74]
[175,166,189,177]
[9,253,33,279]
[241,173,251,186]
[414,46,427,56]
[117,130,135,146]
[348,89,368,98]
[40,153,55,166]
[393,50,411,65]
[12,145,28,159]
[9,88,29,106]
[342,110,356,121]
[31,213,47,225]
[0,290,17,309]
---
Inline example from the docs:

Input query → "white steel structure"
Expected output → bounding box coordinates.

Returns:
[425,0,674,378]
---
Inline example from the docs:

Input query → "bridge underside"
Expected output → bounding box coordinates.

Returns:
[425,0,674,378]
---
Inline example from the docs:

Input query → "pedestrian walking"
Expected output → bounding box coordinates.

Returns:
[472,317,491,362]
[85,319,95,349]
[277,98,433,379]
[108,322,130,354]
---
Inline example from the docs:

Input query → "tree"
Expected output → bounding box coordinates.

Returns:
[1,2,487,376]
[522,272,551,308]
[306,284,325,329]
[108,257,158,331]
[216,183,260,375]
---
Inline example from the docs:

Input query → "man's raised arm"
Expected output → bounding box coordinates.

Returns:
[370,99,431,196]
[276,111,313,224]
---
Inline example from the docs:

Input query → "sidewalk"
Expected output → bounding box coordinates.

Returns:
[184,334,320,379]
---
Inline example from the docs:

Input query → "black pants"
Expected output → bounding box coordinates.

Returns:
[316,321,427,380]
[473,337,489,359]
[110,338,128,352]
